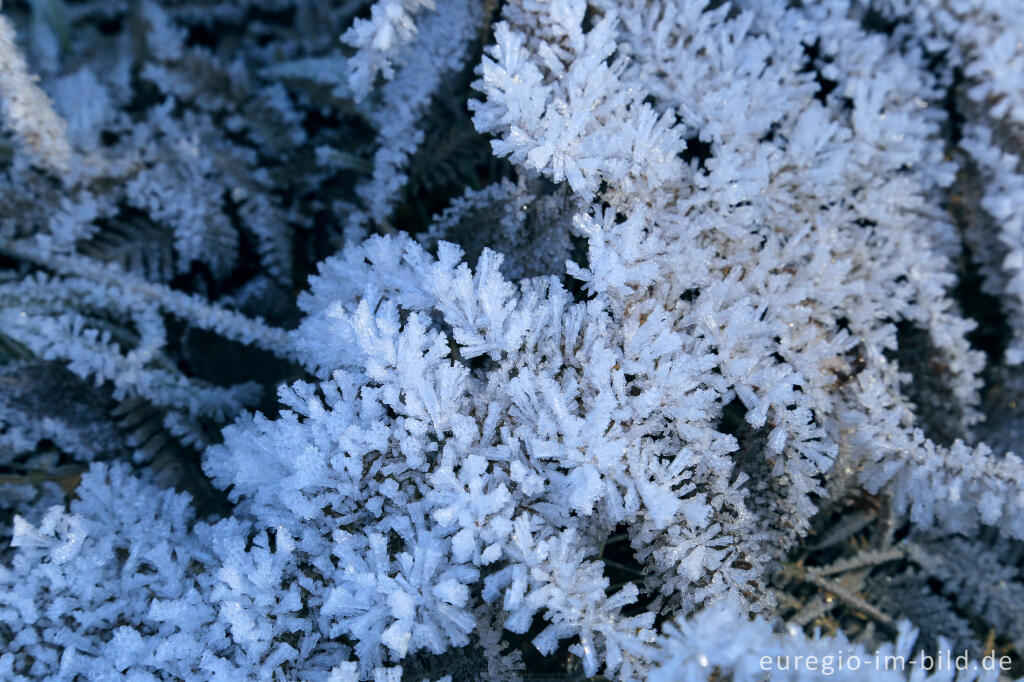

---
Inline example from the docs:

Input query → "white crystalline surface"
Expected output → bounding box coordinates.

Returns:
[2,0,1024,680]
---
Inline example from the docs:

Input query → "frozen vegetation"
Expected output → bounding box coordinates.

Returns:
[1,0,1024,679]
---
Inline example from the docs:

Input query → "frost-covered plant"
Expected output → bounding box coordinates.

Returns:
[345,0,487,237]
[649,593,1005,682]
[0,12,69,172]
[3,0,1024,680]
[0,0,358,483]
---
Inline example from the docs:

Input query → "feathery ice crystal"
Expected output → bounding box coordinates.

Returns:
[2,0,1024,679]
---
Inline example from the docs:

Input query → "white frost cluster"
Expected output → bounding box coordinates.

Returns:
[342,0,437,100]
[3,0,1024,680]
